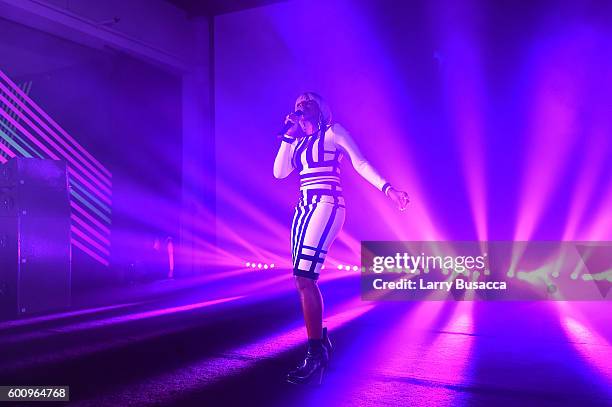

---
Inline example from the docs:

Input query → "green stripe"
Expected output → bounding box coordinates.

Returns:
[0,124,36,157]
[71,189,112,224]
[69,178,112,214]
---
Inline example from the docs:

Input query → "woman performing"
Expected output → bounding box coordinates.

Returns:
[273,92,409,384]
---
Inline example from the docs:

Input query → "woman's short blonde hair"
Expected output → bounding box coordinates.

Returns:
[295,92,332,126]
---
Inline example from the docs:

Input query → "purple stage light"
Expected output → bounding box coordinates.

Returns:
[0,3,609,405]
[0,302,142,330]
[0,295,244,345]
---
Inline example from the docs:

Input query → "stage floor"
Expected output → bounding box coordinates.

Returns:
[0,269,610,406]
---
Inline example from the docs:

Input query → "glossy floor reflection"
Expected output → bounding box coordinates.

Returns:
[0,269,610,407]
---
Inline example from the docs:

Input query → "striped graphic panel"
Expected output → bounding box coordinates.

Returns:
[0,69,112,266]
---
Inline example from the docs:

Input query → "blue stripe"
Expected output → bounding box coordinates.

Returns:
[71,189,112,224]
[69,179,111,214]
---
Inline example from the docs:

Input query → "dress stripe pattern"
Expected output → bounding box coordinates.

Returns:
[290,126,345,280]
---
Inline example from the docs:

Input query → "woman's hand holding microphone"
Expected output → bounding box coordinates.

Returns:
[278,111,303,140]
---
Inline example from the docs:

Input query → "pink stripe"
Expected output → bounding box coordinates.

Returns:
[0,90,112,198]
[0,155,7,164]
[71,213,111,246]
[67,167,112,205]
[0,140,16,158]
[53,296,243,332]
[71,225,110,256]
[0,109,112,204]
[70,201,111,235]
[71,238,109,267]
[0,102,59,159]
[0,70,112,179]
[0,302,142,329]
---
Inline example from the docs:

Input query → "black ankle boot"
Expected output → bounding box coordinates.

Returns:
[322,327,333,357]
[286,346,329,385]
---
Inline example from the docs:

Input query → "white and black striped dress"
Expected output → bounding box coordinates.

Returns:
[274,123,391,279]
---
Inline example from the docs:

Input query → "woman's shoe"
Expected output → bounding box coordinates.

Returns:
[286,347,329,385]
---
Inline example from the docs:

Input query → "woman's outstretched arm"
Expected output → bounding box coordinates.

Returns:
[332,123,409,209]
[273,135,296,179]
[331,123,392,194]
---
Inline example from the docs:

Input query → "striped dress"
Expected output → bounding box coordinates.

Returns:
[274,123,391,280]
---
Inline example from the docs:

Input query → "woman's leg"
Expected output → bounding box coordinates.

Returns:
[287,274,328,384]
[287,202,344,383]
[295,276,323,339]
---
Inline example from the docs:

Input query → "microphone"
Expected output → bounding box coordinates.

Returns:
[278,110,303,136]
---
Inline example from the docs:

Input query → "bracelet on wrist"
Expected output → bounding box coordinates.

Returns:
[282,135,296,143]
[382,183,392,196]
